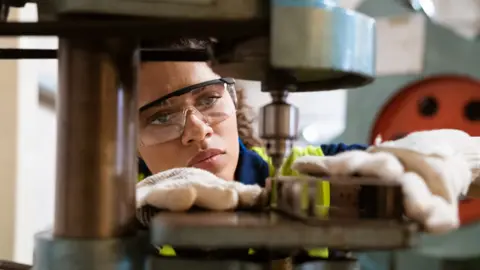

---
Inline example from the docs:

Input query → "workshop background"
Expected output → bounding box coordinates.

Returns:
[0,0,479,268]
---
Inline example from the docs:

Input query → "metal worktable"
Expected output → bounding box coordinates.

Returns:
[151,211,418,250]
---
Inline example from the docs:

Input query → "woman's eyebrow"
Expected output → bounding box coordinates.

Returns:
[191,83,222,97]
[154,98,174,108]
[139,98,173,114]
[140,80,219,112]
[191,85,209,96]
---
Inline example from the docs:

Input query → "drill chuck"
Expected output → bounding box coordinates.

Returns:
[259,91,299,171]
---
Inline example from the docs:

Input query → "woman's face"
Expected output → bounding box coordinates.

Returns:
[138,62,240,181]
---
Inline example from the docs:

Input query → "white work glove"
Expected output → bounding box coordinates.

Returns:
[136,167,265,226]
[292,129,480,234]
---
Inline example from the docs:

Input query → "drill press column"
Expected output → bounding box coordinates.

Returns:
[54,38,138,238]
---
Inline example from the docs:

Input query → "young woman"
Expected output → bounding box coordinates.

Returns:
[135,40,480,258]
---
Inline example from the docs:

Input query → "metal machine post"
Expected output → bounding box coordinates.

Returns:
[33,38,143,270]
[54,38,138,238]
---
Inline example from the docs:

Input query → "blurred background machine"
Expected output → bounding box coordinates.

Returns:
[335,1,480,269]
[370,74,480,226]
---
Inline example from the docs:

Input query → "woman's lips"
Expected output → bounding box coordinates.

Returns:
[188,148,226,168]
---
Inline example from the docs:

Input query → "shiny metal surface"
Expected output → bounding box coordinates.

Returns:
[48,0,376,91]
[150,212,418,250]
[54,38,139,238]
[259,91,299,170]
[33,230,149,270]
[270,0,376,90]
[256,0,376,182]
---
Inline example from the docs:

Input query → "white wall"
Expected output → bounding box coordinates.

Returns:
[0,6,53,263]
[0,13,19,260]
[12,4,57,264]
[14,102,56,264]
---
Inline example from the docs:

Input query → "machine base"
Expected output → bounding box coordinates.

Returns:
[32,231,149,270]
[151,211,418,250]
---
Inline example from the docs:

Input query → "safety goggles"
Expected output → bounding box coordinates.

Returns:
[139,77,237,146]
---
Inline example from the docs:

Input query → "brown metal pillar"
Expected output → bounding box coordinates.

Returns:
[54,38,139,238]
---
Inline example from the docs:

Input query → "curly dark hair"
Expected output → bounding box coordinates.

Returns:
[234,85,264,148]
[156,38,264,148]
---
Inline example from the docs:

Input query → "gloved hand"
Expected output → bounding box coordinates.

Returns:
[136,167,265,225]
[292,129,480,234]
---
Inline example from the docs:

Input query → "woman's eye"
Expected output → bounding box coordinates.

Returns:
[150,113,171,125]
[198,96,220,107]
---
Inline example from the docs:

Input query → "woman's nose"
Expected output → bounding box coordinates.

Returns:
[181,111,213,146]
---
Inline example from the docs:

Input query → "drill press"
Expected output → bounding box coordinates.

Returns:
[0,1,417,269]
[259,0,376,173]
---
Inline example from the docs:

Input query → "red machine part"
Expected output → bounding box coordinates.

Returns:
[370,74,480,225]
